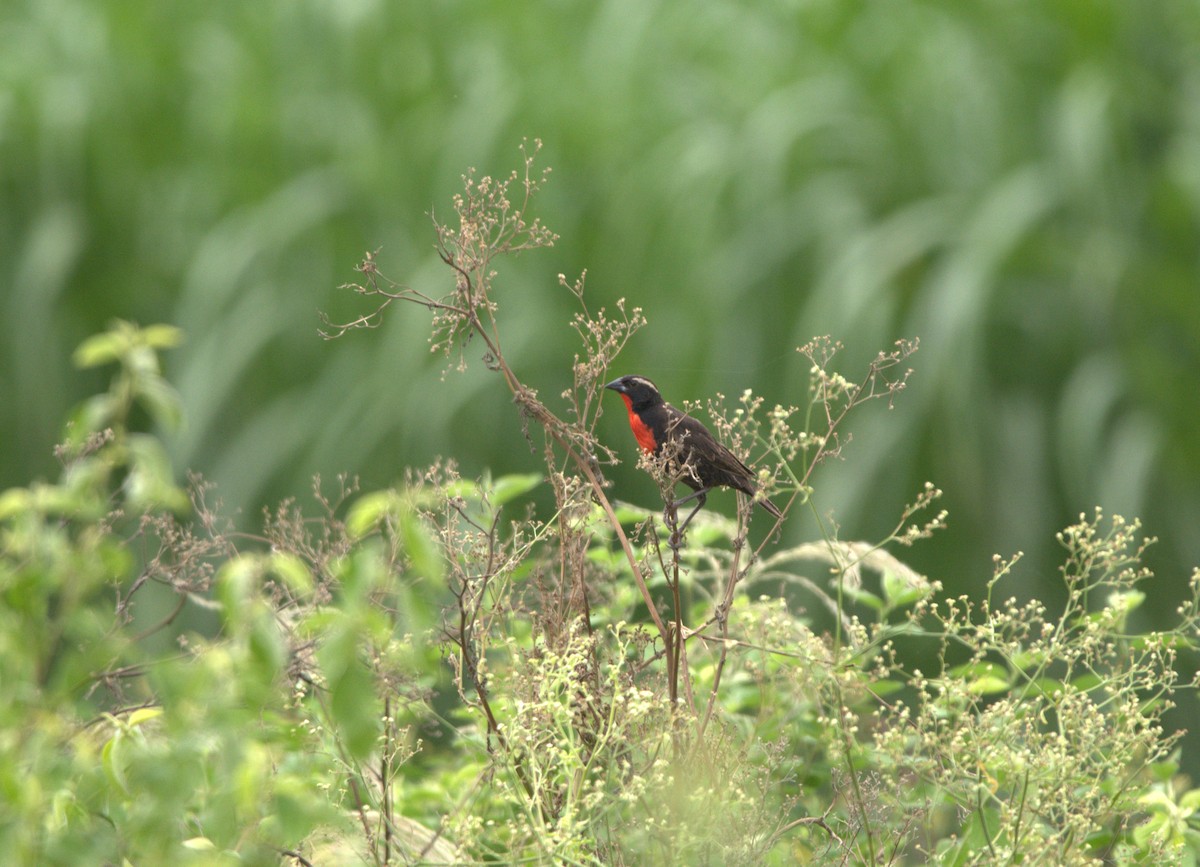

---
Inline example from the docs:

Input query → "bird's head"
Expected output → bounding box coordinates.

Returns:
[604,375,665,411]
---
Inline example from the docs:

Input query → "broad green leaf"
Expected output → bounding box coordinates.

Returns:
[69,392,120,436]
[949,661,1011,695]
[0,487,31,520]
[135,374,184,432]
[345,490,400,539]
[881,568,927,608]
[399,506,444,589]
[442,478,481,501]
[316,617,356,680]
[967,674,1010,696]
[1024,677,1065,698]
[1010,648,1048,671]
[844,587,883,612]
[216,554,262,617]
[490,472,542,505]
[270,551,313,594]
[102,732,128,796]
[338,543,384,600]
[48,790,77,832]
[612,502,654,524]
[272,775,330,842]
[1150,755,1180,782]
[127,707,163,727]
[1106,589,1145,613]
[870,679,905,697]
[125,433,188,512]
[72,331,126,368]
[249,615,287,682]
[328,649,379,761]
[141,323,185,350]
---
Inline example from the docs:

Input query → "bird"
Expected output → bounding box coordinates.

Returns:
[604,374,783,544]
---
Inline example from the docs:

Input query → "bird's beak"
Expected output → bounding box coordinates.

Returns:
[603,378,625,393]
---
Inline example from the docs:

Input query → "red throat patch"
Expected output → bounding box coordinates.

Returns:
[620,394,658,454]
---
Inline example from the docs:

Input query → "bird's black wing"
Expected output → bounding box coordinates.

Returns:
[663,407,758,495]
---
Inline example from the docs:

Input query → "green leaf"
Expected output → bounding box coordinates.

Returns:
[844,587,883,611]
[490,472,543,505]
[967,674,1010,695]
[124,433,188,512]
[870,679,905,697]
[102,732,128,796]
[72,321,182,371]
[320,624,379,761]
[399,506,444,589]
[48,789,79,832]
[337,543,384,601]
[612,502,654,524]
[127,707,163,727]
[441,478,481,502]
[1025,677,1065,698]
[881,568,906,604]
[1132,632,1196,651]
[689,522,734,547]
[216,554,262,618]
[881,568,927,609]
[0,487,31,520]
[1106,589,1145,613]
[141,323,185,350]
[270,551,313,594]
[331,659,380,761]
[73,330,127,368]
[68,392,120,436]
[272,775,330,842]
[317,616,356,680]
[949,661,1011,695]
[134,374,184,431]
[1010,648,1048,671]
[345,490,401,539]
[1150,756,1180,782]
[249,615,287,682]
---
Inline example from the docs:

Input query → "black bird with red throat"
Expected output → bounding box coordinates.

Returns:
[604,375,782,544]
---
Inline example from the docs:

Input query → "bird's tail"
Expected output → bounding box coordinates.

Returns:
[757,496,783,520]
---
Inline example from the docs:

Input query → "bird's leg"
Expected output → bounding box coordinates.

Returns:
[662,486,702,540]
[669,489,708,549]
[671,487,708,509]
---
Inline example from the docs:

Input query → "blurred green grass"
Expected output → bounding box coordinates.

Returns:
[3,0,1199,634]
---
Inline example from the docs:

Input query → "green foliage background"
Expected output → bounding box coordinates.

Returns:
[4,1,1199,641]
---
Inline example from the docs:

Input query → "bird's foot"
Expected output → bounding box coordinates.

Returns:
[663,506,679,549]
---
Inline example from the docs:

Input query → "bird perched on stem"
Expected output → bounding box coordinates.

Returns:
[604,375,783,545]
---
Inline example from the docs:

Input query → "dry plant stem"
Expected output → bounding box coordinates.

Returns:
[693,500,750,745]
[322,147,671,653]
[835,680,877,864]
[440,496,545,808]
[304,682,384,859]
[380,695,393,865]
[433,247,669,642]
[749,345,913,566]
[648,511,690,715]
[676,344,915,815]
[443,513,558,821]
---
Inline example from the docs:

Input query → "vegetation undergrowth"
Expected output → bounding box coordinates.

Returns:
[2,143,1199,865]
